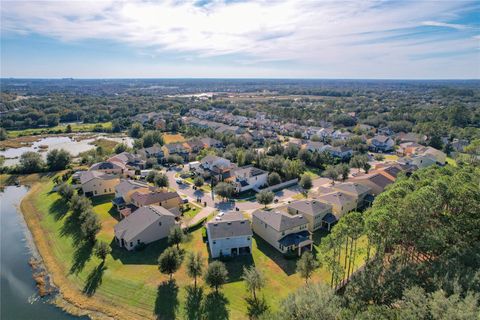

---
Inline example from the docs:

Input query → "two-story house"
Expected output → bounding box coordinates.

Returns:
[368,135,395,152]
[206,211,253,258]
[229,166,268,193]
[252,209,313,256]
[287,200,335,231]
[80,171,120,197]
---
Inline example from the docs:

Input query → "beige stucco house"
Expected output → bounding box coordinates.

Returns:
[252,209,312,256]
[287,200,334,232]
[80,171,120,197]
[314,191,356,218]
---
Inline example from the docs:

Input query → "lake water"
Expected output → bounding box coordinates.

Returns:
[0,135,134,166]
[0,186,85,320]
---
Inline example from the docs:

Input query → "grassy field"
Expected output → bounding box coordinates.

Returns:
[163,133,185,144]
[6,122,112,138]
[20,176,370,319]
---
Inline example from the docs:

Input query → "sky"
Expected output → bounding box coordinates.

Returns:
[1,0,479,79]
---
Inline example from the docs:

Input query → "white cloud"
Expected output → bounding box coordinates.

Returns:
[1,0,479,78]
[421,20,468,30]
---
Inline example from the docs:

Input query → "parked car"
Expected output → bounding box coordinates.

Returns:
[175,178,183,184]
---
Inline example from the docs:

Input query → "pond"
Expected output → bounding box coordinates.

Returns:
[0,185,85,319]
[0,135,134,166]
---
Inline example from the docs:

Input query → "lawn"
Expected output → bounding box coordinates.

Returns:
[163,133,185,144]
[7,122,112,138]
[21,176,370,319]
[181,203,202,220]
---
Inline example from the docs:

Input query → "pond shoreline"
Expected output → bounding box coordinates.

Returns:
[12,180,119,320]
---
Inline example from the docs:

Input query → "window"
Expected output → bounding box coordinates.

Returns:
[159,221,162,226]
[282,231,285,236]
[94,190,97,195]
[213,241,216,245]
[137,239,140,243]
[247,237,250,240]
[104,189,107,193]
[130,242,133,247]
[264,223,267,228]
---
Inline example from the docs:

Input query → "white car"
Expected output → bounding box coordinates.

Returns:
[175,178,183,184]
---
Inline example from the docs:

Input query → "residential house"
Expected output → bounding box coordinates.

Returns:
[108,152,146,170]
[306,141,326,153]
[199,155,235,181]
[112,179,153,210]
[416,146,446,165]
[114,205,177,251]
[229,166,268,193]
[80,171,120,197]
[89,161,126,175]
[137,144,164,161]
[324,145,353,159]
[252,209,312,256]
[397,154,436,169]
[396,142,423,156]
[131,190,182,211]
[206,211,253,258]
[183,139,205,154]
[332,182,373,210]
[200,137,223,149]
[352,172,394,195]
[332,130,352,141]
[396,132,427,144]
[287,200,335,231]
[162,143,189,161]
[368,135,395,152]
[314,191,356,218]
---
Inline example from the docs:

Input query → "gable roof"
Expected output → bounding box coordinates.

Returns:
[80,170,118,184]
[89,161,125,171]
[288,200,332,217]
[114,205,175,242]
[353,172,393,190]
[253,209,307,232]
[317,191,355,207]
[115,179,152,197]
[131,190,180,206]
[207,212,252,240]
[333,182,372,197]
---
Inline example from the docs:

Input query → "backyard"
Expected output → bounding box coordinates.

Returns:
[19,175,370,319]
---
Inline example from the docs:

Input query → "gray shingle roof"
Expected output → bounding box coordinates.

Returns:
[115,179,152,197]
[131,190,180,207]
[333,182,371,196]
[288,200,332,217]
[253,209,307,232]
[207,212,252,240]
[80,170,118,184]
[114,205,175,242]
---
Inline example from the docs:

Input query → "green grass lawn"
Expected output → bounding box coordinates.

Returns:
[181,203,201,219]
[30,178,370,319]
[7,122,112,138]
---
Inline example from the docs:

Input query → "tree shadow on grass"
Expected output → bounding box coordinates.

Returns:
[70,240,94,275]
[110,238,168,265]
[154,280,179,320]
[49,198,69,221]
[202,291,229,320]
[60,213,83,243]
[253,234,297,276]
[207,254,254,284]
[82,261,107,296]
[184,285,203,320]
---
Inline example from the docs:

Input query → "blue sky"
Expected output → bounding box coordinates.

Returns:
[1,0,479,79]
